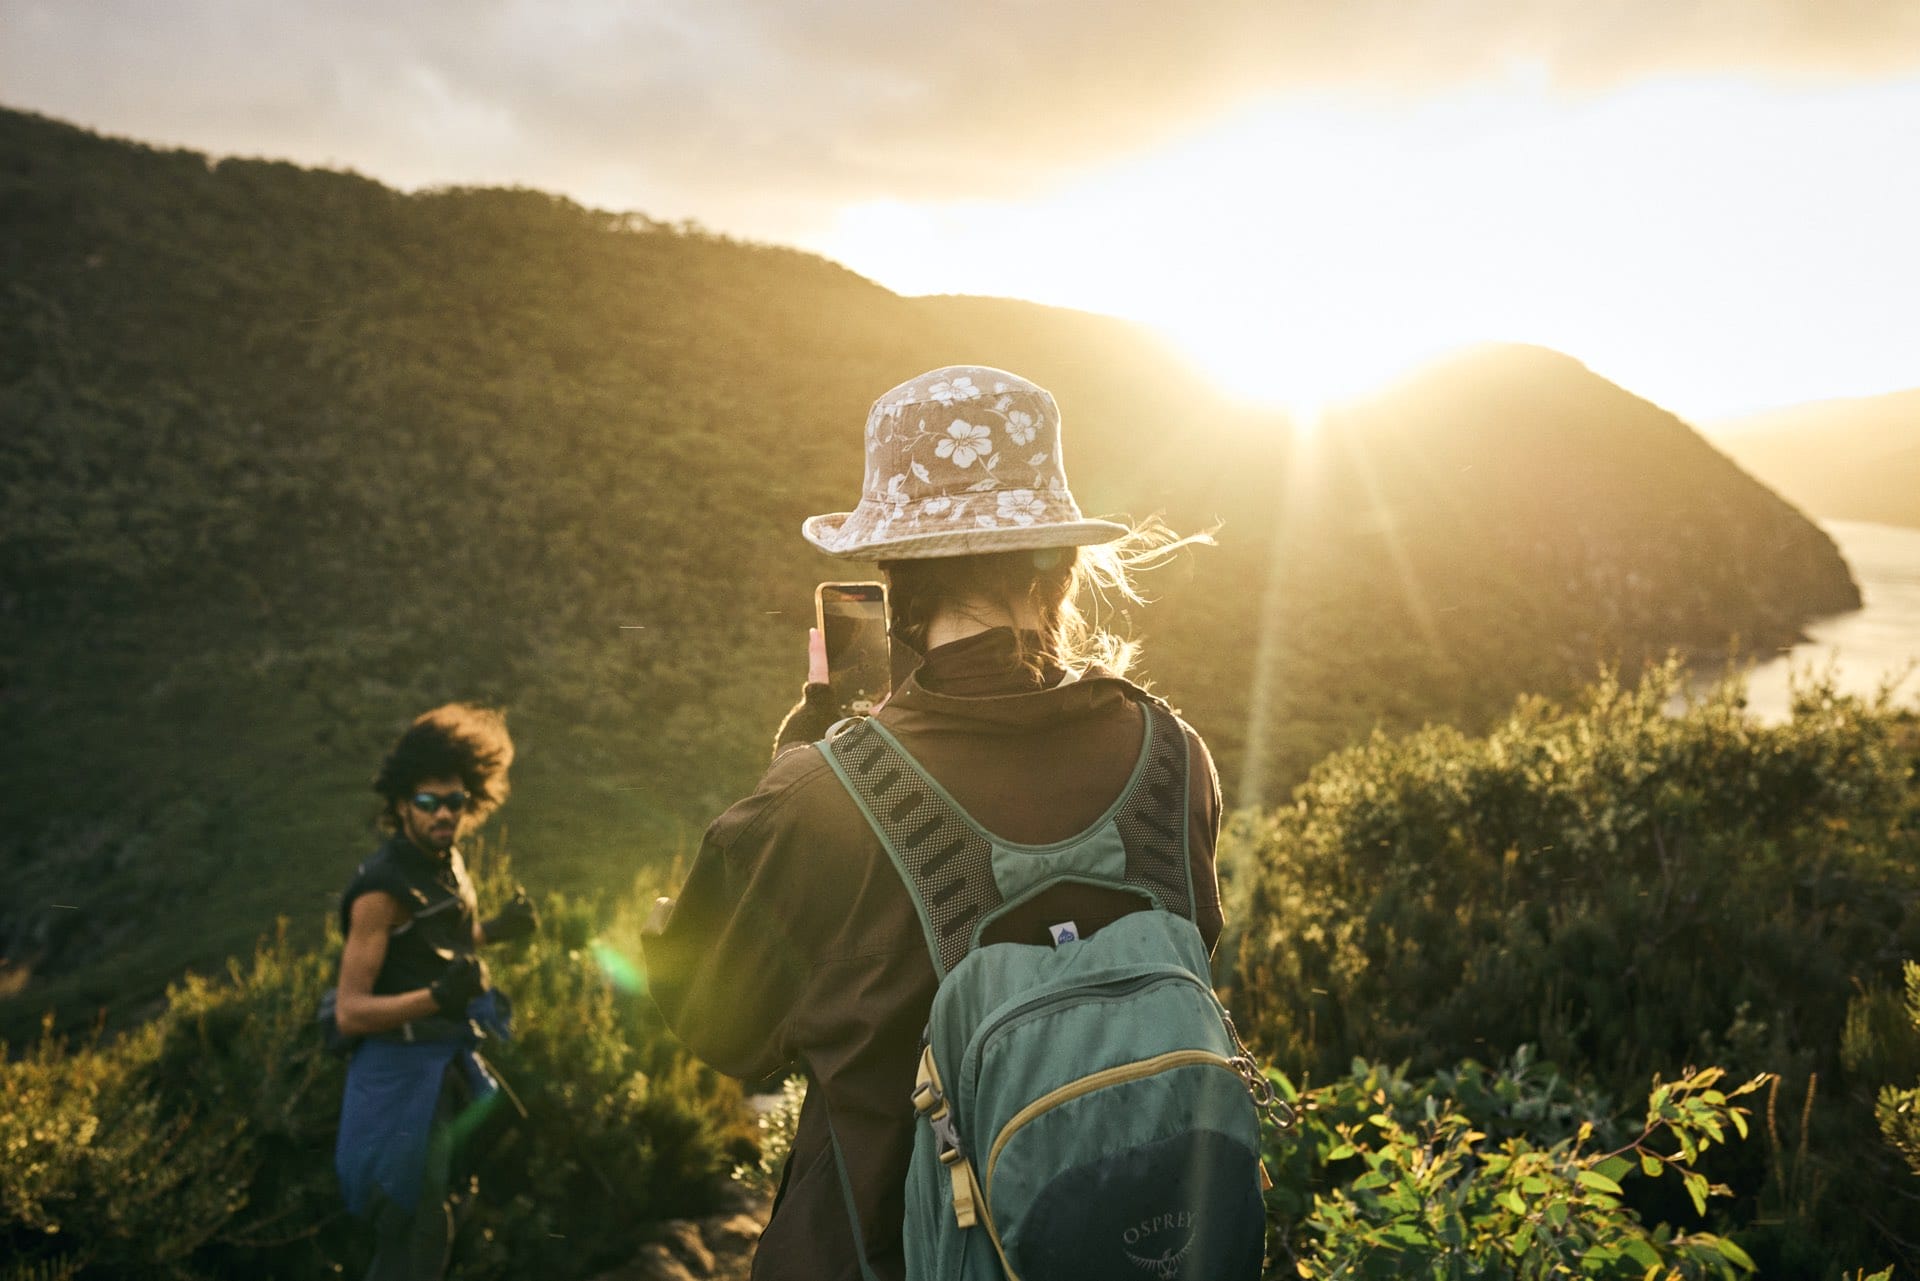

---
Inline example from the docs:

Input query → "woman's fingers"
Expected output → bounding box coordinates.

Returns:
[807,627,830,686]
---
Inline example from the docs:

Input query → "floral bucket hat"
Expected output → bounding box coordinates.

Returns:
[803,365,1129,560]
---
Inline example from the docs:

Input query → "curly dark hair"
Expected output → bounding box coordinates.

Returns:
[372,703,514,828]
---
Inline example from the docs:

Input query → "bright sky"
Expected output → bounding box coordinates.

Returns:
[5,1,1919,422]
[802,75,1920,422]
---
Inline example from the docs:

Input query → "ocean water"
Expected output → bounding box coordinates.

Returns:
[1728,520,1920,722]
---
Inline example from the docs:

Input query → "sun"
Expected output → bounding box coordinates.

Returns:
[809,195,1450,423]
[803,75,1920,428]
[1149,313,1445,423]
[803,102,1493,424]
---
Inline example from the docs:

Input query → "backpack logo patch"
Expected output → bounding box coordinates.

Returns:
[1123,1208,1197,1278]
[1048,920,1080,945]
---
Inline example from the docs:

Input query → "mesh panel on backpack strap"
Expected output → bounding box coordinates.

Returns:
[1115,703,1194,921]
[828,702,1194,974]
[830,720,1002,977]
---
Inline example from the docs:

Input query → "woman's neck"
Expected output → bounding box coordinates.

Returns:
[922,598,1044,651]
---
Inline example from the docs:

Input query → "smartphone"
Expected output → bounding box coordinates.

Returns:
[815,581,891,717]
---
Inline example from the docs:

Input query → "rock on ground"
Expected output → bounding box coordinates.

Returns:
[589,1189,771,1281]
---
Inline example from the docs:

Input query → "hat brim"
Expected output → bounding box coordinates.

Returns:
[802,511,1130,560]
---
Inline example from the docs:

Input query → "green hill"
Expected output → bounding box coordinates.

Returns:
[1710,388,1920,530]
[0,107,1859,1036]
[1211,342,1863,797]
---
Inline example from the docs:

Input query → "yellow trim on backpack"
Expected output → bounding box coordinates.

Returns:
[916,1044,1021,1278]
[982,1049,1242,1197]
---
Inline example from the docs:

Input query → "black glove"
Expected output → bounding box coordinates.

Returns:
[771,682,840,758]
[483,887,539,945]
[429,955,487,1018]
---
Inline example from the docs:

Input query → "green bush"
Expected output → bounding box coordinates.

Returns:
[730,1075,807,1197]
[0,935,343,1277]
[1232,664,1920,1275]
[0,845,753,1279]
[1861,961,1920,1182]
[1264,1052,1769,1278]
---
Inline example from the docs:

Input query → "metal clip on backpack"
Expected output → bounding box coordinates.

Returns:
[820,700,1283,1281]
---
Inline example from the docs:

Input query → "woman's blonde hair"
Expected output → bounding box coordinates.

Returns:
[881,520,1209,680]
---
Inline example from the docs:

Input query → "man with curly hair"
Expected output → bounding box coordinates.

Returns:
[332,703,537,1281]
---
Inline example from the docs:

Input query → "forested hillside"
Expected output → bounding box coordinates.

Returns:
[1711,388,1920,529]
[0,107,1859,1035]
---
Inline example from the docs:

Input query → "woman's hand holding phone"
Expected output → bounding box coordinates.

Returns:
[772,585,890,758]
[771,627,841,757]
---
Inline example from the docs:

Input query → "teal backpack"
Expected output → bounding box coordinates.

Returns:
[818,699,1288,1281]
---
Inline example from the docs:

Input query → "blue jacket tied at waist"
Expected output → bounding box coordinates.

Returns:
[335,989,511,1217]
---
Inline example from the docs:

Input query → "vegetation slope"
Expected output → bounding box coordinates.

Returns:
[0,107,1858,1037]
[7,674,1913,1279]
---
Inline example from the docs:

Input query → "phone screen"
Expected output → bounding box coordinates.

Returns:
[815,581,891,717]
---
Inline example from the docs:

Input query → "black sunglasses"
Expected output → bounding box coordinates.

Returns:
[410,790,471,815]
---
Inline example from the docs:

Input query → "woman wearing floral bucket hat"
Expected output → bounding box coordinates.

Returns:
[643,366,1242,1281]
[797,366,1131,561]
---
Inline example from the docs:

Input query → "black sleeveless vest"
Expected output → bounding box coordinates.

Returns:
[338,833,481,997]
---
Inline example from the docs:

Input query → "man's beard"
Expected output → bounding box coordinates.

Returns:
[414,822,457,851]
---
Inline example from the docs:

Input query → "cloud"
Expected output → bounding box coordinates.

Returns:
[4,0,1919,228]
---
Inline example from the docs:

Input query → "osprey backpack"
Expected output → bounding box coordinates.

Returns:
[818,699,1285,1281]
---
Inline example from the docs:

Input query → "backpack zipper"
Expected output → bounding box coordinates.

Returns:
[982,1048,1245,1197]
[959,967,1213,1095]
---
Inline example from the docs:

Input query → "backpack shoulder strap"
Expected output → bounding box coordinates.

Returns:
[818,699,1198,973]
[817,719,1001,979]
[1112,700,1198,923]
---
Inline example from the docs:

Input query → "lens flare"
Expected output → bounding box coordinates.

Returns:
[590,940,648,995]
[446,1085,504,1148]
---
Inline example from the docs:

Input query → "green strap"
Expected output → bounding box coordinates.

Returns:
[814,722,967,983]
[818,701,1198,976]
[825,1108,885,1281]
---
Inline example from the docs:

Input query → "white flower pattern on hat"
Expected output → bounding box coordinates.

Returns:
[927,376,980,405]
[997,489,1047,525]
[804,365,1127,556]
[935,421,993,468]
[881,473,910,522]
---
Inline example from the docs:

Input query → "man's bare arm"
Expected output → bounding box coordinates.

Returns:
[335,892,441,1037]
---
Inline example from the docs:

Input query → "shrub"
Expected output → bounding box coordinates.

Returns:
[730,1075,807,1197]
[0,934,345,1277]
[0,844,754,1279]
[1264,1054,1769,1279]
[1233,664,1920,1274]
[1861,961,1920,1181]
